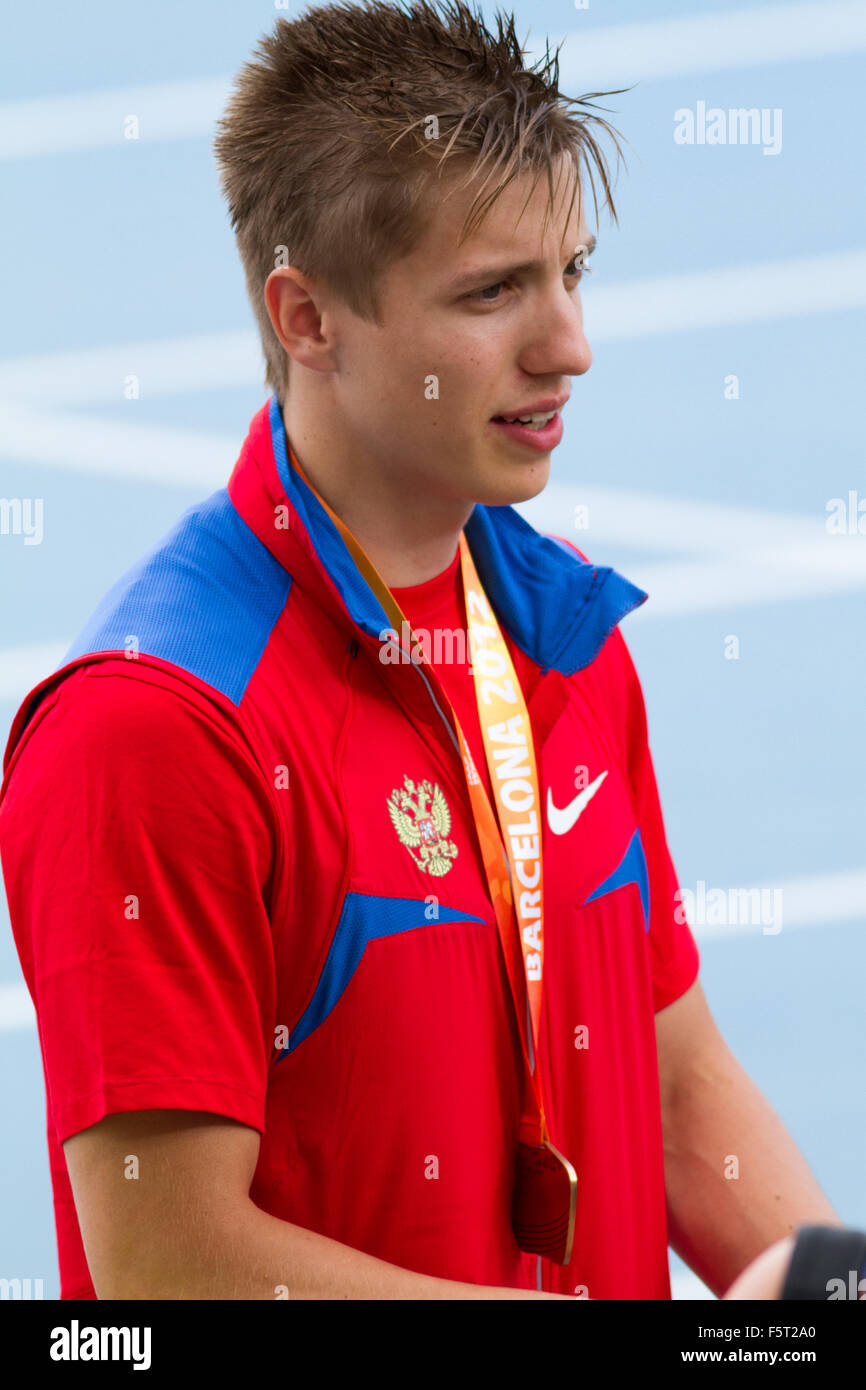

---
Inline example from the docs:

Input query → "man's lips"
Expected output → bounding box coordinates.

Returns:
[492,394,569,418]
[489,412,564,451]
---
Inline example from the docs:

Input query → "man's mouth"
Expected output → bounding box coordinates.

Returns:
[491,409,558,431]
[489,410,564,450]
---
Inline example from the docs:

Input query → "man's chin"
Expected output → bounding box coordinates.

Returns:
[472,458,552,507]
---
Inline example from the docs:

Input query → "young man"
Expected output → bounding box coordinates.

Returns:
[0,1,840,1300]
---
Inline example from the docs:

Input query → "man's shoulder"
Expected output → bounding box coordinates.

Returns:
[1,485,296,786]
[62,486,292,708]
[1,657,259,798]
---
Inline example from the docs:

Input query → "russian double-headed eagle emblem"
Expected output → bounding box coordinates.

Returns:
[387,775,458,876]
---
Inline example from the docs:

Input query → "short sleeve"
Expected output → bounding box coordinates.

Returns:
[606,626,700,1012]
[0,664,280,1143]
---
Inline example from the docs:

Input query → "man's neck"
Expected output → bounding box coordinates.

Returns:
[285,416,474,588]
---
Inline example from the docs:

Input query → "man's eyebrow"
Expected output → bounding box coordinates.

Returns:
[445,233,597,293]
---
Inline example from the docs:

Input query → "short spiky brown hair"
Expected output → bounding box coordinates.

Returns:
[214,0,628,403]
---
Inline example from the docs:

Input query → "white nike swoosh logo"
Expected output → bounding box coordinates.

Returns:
[546,770,608,836]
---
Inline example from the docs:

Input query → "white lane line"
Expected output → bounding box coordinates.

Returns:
[688,869,866,941]
[520,485,866,616]
[550,0,866,87]
[3,3,865,160]
[584,251,866,343]
[627,549,866,618]
[526,482,836,555]
[0,330,262,407]
[0,75,231,161]
[0,402,237,489]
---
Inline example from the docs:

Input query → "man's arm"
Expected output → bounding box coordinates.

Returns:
[656,978,842,1298]
[63,1110,565,1300]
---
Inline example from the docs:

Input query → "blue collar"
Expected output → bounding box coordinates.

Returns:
[268,395,647,676]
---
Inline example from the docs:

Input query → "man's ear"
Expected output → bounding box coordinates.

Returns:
[264,266,338,375]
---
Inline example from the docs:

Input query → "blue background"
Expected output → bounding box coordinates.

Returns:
[1,0,864,1299]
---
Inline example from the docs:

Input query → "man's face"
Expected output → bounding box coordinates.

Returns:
[323,157,594,508]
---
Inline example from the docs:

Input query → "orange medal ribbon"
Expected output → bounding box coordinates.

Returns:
[289,446,576,1265]
[456,533,577,1266]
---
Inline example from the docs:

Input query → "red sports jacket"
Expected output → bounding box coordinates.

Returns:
[0,397,699,1298]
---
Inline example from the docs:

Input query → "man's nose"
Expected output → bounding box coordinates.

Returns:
[518,292,593,379]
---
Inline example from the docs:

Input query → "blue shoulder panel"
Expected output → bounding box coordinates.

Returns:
[464,504,648,677]
[61,488,292,705]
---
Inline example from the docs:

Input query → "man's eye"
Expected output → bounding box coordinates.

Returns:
[468,260,593,304]
[471,282,506,303]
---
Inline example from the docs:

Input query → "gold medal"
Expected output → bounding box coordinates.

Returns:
[512,1139,578,1266]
